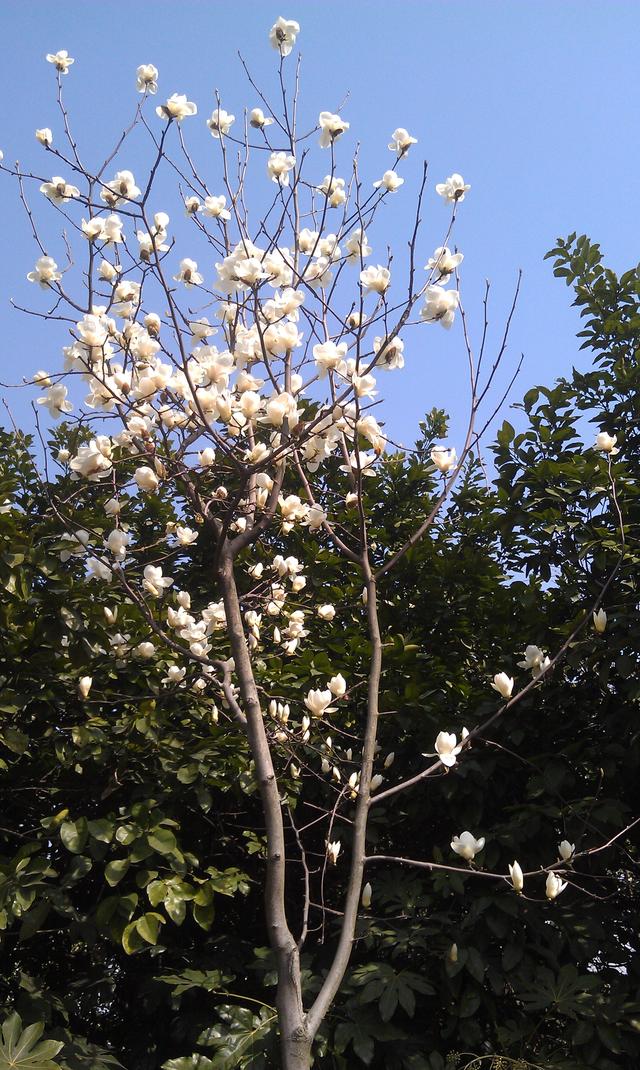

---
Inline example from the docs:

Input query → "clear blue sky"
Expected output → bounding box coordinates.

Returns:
[0,1,638,450]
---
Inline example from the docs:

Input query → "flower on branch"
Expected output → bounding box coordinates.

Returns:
[373,170,404,191]
[317,175,346,207]
[430,446,457,474]
[388,127,417,155]
[491,672,514,699]
[267,151,296,186]
[136,64,159,94]
[451,831,485,860]
[40,176,80,204]
[509,861,524,893]
[421,285,459,328]
[46,50,74,73]
[250,107,274,128]
[156,94,197,121]
[594,430,619,455]
[360,265,390,295]
[269,16,300,57]
[27,256,61,288]
[435,173,470,202]
[318,111,350,148]
[207,107,235,138]
[429,729,468,768]
[425,246,464,282]
[558,840,575,862]
[517,644,550,679]
[545,871,568,900]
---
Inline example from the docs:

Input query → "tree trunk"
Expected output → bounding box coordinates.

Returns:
[279,1029,312,1070]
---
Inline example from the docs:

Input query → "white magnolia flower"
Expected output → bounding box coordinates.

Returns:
[509,861,524,893]
[304,688,336,719]
[361,881,372,908]
[163,665,187,685]
[98,260,121,282]
[491,672,514,699]
[199,448,216,467]
[426,246,464,279]
[318,111,349,147]
[374,170,404,191]
[594,431,619,455]
[184,196,201,215]
[360,264,390,295]
[305,504,327,531]
[545,871,568,900]
[317,175,346,207]
[435,173,471,203]
[86,557,112,583]
[269,16,300,56]
[35,128,53,147]
[451,831,485,860]
[142,564,173,598]
[373,335,404,371]
[267,151,296,186]
[421,285,459,328]
[174,258,203,287]
[100,170,141,206]
[250,107,274,128]
[156,93,197,121]
[81,214,124,244]
[134,466,159,493]
[388,127,417,154]
[104,498,122,517]
[69,437,112,481]
[175,525,199,546]
[203,194,231,221]
[593,608,607,633]
[430,446,457,474]
[517,644,550,679]
[136,63,159,94]
[27,256,61,288]
[135,641,156,659]
[106,529,131,559]
[345,227,371,264]
[317,604,336,621]
[313,340,347,376]
[328,674,346,698]
[40,176,80,204]
[46,50,74,73]
[431,729,468,768]
[340,450,378,477]
[558,840,575,862]
[59,529,90,562]
[327,840,341,865]
[78,676,92,698]
[207,107,235,138]
[37,384,73,419]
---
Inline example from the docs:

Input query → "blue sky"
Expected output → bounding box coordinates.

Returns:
[0,1,638,452]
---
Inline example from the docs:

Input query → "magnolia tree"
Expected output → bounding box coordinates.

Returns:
[0,17,629,1070]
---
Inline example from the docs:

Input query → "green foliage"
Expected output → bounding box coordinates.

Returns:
[1,235,640,1068]
[0,1014,63,1070]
